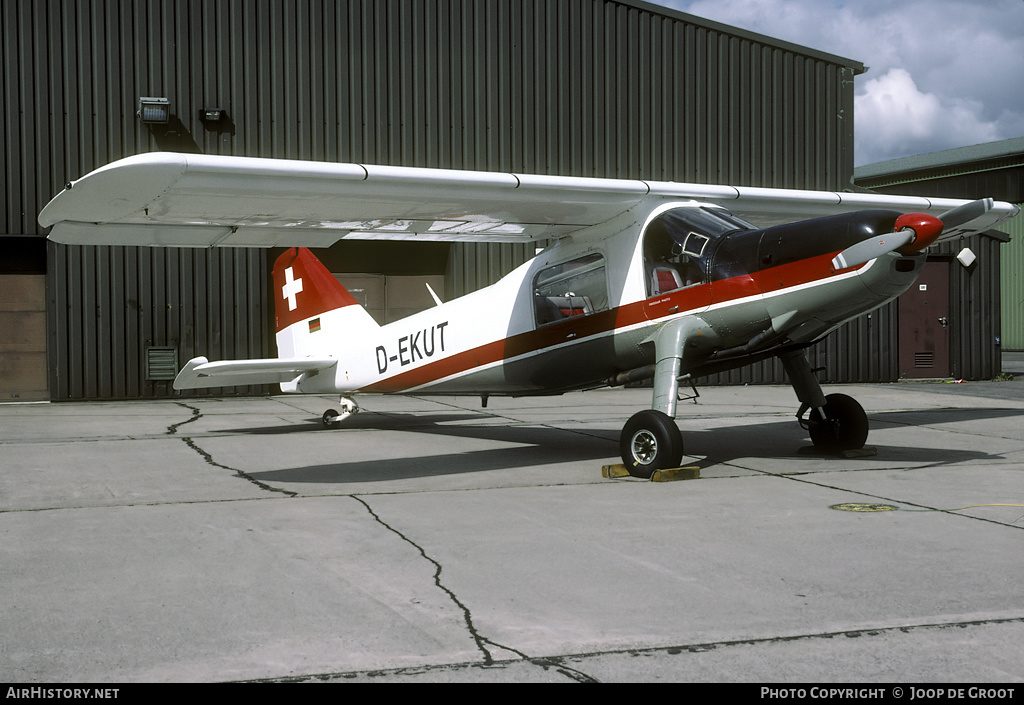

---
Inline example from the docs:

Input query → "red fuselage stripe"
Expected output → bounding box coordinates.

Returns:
[361,251,853,393]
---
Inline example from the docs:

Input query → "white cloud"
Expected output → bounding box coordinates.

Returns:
[854,68,1001,165]
[659,0,1024,165]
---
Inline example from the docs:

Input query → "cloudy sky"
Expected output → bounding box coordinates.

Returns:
[658,0,1024,166]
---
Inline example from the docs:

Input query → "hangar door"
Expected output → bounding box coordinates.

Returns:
[898,260,951,378]
[335,274,446,326]
[0,275,48,401]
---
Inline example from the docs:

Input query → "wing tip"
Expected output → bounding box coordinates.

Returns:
[172,356,210,390]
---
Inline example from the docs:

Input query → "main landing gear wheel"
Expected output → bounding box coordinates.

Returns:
[808,393,868,452]
[620,410,683,479]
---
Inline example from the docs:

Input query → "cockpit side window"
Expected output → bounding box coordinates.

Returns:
[642,207,751,297]
[681,232,710,258]
[534,253,609,327]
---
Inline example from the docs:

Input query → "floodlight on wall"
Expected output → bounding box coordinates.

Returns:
[198,108,227,123]
[956,247,977,268]
[137,97,171,124]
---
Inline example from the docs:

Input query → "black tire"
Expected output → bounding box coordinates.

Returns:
[322,409,343,430]
[620,410,684,478]
[808,393,868,452]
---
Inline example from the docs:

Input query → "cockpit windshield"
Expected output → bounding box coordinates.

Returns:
[643,207,753,297]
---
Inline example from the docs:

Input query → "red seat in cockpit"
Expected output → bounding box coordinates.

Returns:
[652,266,683,295]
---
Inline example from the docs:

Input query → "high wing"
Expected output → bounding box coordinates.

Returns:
[40,152,644,246]
[40,153,1019,247]
[173,356,338,390]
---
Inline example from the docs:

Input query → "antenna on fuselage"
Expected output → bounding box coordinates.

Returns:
[426,282,443,306]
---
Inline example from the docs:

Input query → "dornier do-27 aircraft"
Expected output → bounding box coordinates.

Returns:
[40,153,1019,477]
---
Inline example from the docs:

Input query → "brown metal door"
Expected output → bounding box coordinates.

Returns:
[898,259,950,378]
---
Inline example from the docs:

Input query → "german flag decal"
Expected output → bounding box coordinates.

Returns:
[309,318,321,333]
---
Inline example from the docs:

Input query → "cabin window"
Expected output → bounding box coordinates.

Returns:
[534,253,608,326]
[642,207,752,297]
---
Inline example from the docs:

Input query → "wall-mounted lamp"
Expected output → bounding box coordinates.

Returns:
[956,247,977,268]
[137,97,171,124]
[198,108,227,124]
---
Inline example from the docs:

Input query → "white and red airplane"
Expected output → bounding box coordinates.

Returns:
[40,152,1019,476]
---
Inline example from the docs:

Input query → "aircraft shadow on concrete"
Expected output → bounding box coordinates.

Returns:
[244,406,1017,485]
[250,415,619,483]
[220,411,485,436]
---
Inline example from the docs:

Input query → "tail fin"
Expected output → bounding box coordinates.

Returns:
[272,247,378,358]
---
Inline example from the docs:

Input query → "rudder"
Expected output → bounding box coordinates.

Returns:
[271,247,378,359]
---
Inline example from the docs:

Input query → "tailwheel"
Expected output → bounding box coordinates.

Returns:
[322,409,343,429]
[322,396,359,429]
[808,393,868,452]
[620,410,683,479]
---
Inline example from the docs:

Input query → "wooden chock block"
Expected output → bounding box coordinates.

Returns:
[651,466,700,482]
[602,463,631,478]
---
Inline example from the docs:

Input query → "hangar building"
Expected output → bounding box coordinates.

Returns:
[855,137,1024,377]
[4,0,984,402]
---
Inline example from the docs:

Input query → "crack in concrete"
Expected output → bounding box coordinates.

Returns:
[179,436,297,497]
[167,402,202,435]
[350,495,600,682]
[525,657,600,683]
[169,402,297,497]
[253,614,1024,683]
[608,615,1024,659]
[348,496,495,660]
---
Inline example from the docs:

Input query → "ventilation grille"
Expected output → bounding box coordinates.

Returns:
[146,347,179,381]
[914,351,934,369]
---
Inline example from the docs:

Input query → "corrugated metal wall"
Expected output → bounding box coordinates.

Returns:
[4,0,867,398]
[1000,215,1024,350]
[888,164,1022,358]
[856,164,1023,377]
[46,244,270,399]
[945,235,1003,378]
[4,0,276,398]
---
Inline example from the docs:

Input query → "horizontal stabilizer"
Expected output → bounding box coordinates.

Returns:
[173,356,337,390]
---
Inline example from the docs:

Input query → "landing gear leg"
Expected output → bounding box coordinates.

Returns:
[619,319,696,478]
[322,396,359,429]
[780,349,868,452]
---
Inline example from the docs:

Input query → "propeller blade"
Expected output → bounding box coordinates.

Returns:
[831,230,915,270]
[829,198,996,271]
[938,198,994,229]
